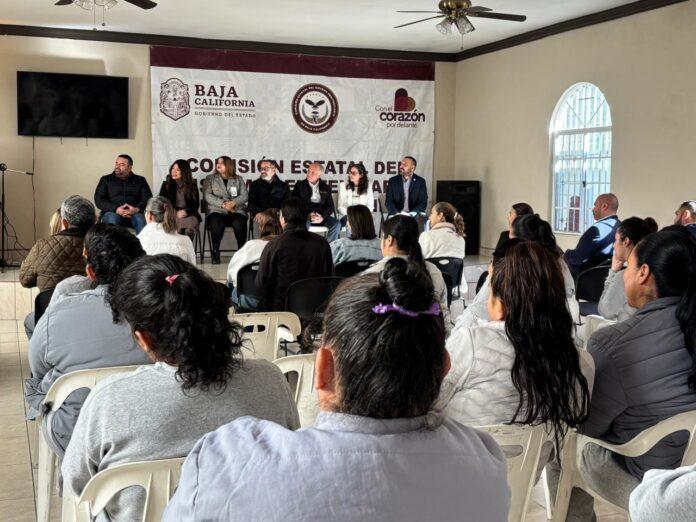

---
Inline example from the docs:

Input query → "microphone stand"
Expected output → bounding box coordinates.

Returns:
[0,163,34,272]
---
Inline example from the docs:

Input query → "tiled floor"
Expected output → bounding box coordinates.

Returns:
[0,261,626,521]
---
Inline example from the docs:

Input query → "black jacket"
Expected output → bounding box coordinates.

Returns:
[94,173,152,214]
[291,179,335,220]
[256,227,333,311]
[248,176,289,217]
[385,173,428,215]
[158,180,201,221]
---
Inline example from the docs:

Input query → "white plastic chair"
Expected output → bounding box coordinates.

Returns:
[479,424,549,522]
[36,365,141,522]
[74,458,185,522]
[234,312,302,361]
[584,315,617,340]
[273,353,319,428]
[553,410,696,520]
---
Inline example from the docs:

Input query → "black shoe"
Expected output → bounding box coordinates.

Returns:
[211,249,221,264]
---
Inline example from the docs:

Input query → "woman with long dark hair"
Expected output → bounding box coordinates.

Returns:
[159,159,200,238]
[493,201,534,251]
[364,214,451,330]
[597,216,658,321]
[330,204,382,264]
[165,258,509,520]
[573,230,696,517]
[203,156,249,263]
[337,162,373,225]
[62,254,299,521]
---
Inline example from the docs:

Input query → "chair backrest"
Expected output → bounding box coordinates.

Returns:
[334,259,373,278]
[441,272,453,307]
[575,265,611,302]
[236,262,262,299]
[479,424,548,522]
[285,276,345,322]
[273,354,319,428]
[234,312,302,361]
[43,365,142,412]
[331,191,339,217]
[378,193,387,216]
[75,458,185,522]
[199,178,208,214]
[35,287,55,324]
[584,314,617,341]
[427,257,464,288]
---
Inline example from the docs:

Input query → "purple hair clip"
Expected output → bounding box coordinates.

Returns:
[372,301,441,318]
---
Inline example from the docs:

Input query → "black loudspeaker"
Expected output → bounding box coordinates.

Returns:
[436,180,481,256]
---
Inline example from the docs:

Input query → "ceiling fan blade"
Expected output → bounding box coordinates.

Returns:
[54,0,73,5]
[394,15,445,29]
[396,11,443,13]
[122,0,157,9]
[469,11,526,22]
[465,6,493,13]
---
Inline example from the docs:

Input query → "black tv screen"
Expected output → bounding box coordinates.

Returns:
[17,72,128,139]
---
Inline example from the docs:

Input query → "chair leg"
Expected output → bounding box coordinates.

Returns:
[552,435,577,522]
[542,468,553,520]
[37,429,57,522]
[62,488,77,522]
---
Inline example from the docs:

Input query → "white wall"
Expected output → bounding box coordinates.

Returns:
[450,1,696,251]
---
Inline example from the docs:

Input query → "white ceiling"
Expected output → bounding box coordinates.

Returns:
[1,0,641,54]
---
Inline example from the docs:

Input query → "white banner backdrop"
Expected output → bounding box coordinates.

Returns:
[150,60,435,207]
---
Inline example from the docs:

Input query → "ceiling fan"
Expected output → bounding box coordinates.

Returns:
[54,0,157,9]
[395,0,526,35]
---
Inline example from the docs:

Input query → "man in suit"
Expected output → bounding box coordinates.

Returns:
[673,200,696,238]
[564,193,620,276]
[385,156,428,218]
[291,163,340,242]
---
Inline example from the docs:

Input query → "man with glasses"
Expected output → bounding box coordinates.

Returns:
[248,159,289,223]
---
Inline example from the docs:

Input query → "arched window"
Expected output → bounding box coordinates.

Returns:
[550,83,612,234]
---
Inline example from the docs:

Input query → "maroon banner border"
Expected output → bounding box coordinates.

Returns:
[150,46,434,81]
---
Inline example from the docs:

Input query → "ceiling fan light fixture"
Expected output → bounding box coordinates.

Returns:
[455,16,475,34]
[73,0,93,9]
[435,18,453,35]
[95,0,118,8]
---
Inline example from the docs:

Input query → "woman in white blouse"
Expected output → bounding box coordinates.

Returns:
[419,202,466,259]
[337,162,374,226]
[138,196,196,265]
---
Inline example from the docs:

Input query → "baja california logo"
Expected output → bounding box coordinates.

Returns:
[159,78,190,121]
[292,83,339,133]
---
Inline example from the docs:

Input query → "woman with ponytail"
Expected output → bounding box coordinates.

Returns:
[165,258,509,521]
[571,230,696,517]
[419,201,466,259]
[138,196,197,265]
[597,216,658,321]
[364,214,451,330]
[62,254,299,521]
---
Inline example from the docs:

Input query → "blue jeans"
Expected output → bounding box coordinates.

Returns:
[308,215,341,242]
[101,212,147,234]
[231,286,260,312]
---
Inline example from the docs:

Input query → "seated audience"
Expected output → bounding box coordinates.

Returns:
[203,156,248,264]
[62,254,299,521]
[419,201,466,259]
[573,230,696,516]
[158,159,201,239]
[20,195,94,291]
[49,208,62,236]
[24,224,150,455]
[330,204,382,265]
[292,162,340,242]
[94,154,152,234]
[164,259,510,521]
[227,209,282,310]
[673,200,696,238]
[48,274,94,307]
[138,196,197,265]
[247,159,289,224]
[256,198,333,311]
[364,214,450,331]
[385,155,427,217]
[629,463,696,521]
[564,193,620,276]
[494,202,534,251]
[597,217,657,321]
[337,162,374,225]
[21,196,96,338]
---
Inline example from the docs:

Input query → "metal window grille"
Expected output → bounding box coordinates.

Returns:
[551,83,612,234]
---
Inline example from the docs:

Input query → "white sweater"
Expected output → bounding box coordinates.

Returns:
[418,223,466,259]
[226,239,270,286]
[137,222,196,265]
[337,183,374,217]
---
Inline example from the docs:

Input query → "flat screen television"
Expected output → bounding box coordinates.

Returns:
[17,71,129,139]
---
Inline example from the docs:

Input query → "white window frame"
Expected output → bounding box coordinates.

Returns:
[549,83,612,235]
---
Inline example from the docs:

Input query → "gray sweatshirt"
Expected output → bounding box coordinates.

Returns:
[630,463,696,521]
[597,269,636,321]
[62,360,300,522]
